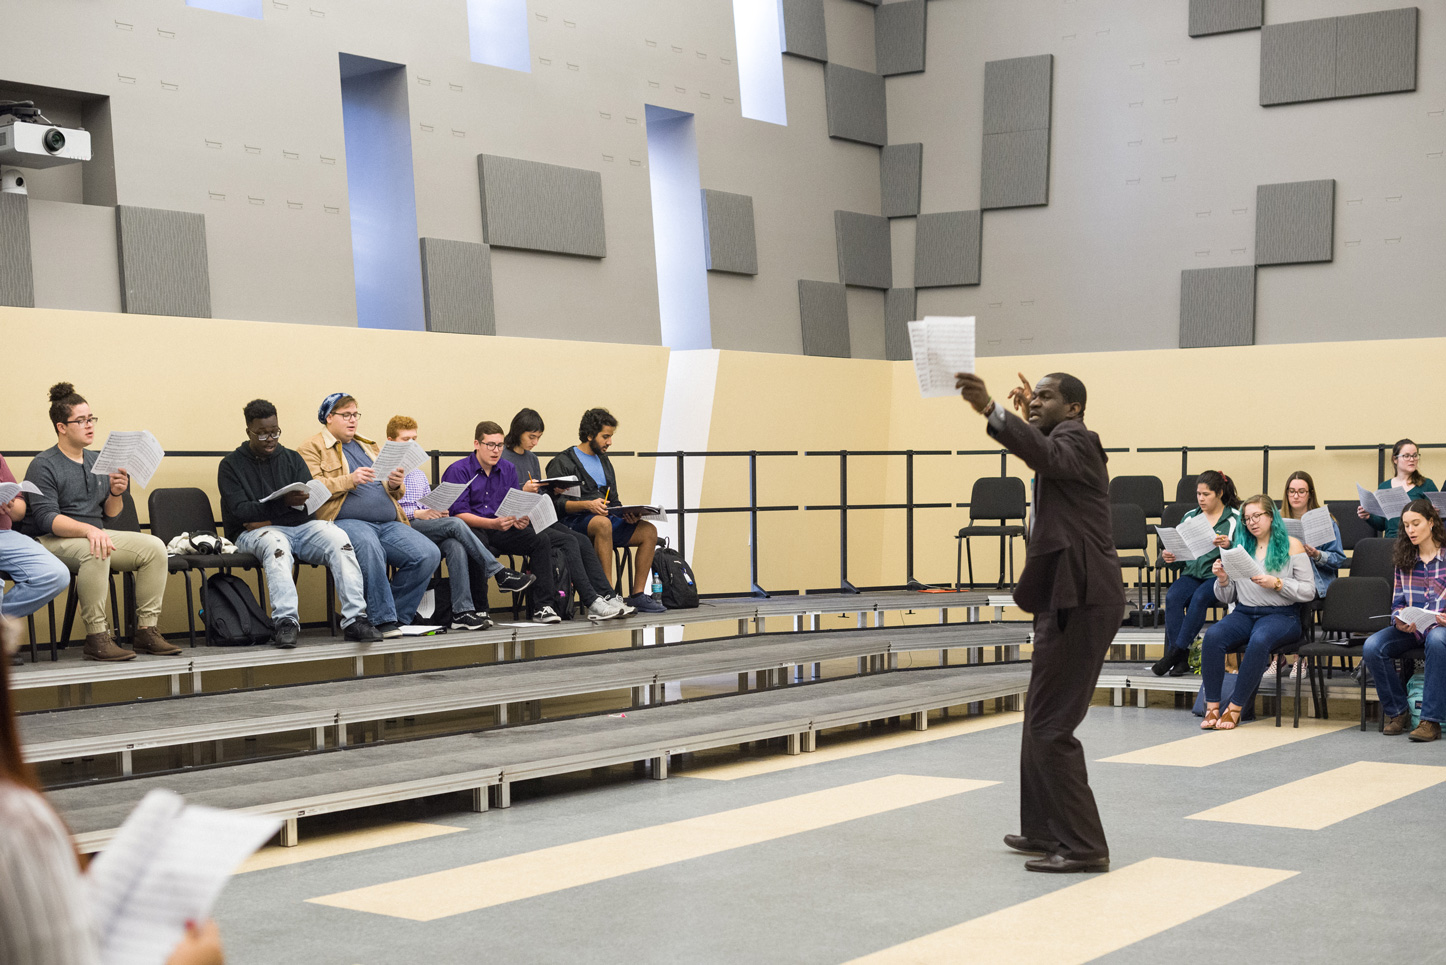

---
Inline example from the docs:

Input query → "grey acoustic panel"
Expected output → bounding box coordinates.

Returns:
[913,211,982,288]
[875,0,927,76]
[0,193,35,308]
[980,129,1050,210]
[982,54,1053,135]
[780,0,827,62]
[1335,8,1417,99]
[477,154,606,258]
[1179,266,1255,348]
[114,205,211,318]
[700,189,758,275]
[880,143,923,218]
[823,64,888,147]
[884,287,916,361]
[1260,16,1338,106]
[833,211,892,290]
[1188,0,1263,37]
[419,237,495,336]
[798,280,851,358]
[1255,179,1335,266]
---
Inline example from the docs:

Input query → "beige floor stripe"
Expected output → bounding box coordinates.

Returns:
[1188,760,1446,830]
[239,822,465,874]
[684,712,1023,781]
[1097,718,1352,768]
[308,774,995,921]
[845,857,1296,965]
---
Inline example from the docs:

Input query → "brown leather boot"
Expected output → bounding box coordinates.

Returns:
[1409,720,1441,743]
[1383,711,1413,736]
[83,632,136,662]
[132,626,182,656]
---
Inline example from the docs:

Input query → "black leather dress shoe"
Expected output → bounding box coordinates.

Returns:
[1025,853,1110,874]
[1003,834,1057,855]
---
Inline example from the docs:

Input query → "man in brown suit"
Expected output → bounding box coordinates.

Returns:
[957,371,1126,873]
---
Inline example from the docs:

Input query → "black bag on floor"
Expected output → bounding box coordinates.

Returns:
[414,574,453,627]
[200,573,274,646]
[549,543,575,620]
[651,541,698,609]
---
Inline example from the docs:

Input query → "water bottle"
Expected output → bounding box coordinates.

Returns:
[651,571,663,602]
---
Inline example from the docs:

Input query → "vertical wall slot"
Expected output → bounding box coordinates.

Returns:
[645,105,712,350]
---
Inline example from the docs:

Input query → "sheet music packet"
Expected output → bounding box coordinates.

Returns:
[368,440,429,479]
[0,479,41,504]
[535,475,583,498]
[1426,492,1446,515]
[86,789,279,965]
[259,480,333,515]
[1396,606,1441,635]
[496,489,558,532]
[612,504,667,520]
[1155,512,1219,561]
[90,431,165,488]
[1219,545,1265,583]
[907,316,976,399]
[1280,507,1335,548]
[1359,483,1411,520]
[421,481,468,513]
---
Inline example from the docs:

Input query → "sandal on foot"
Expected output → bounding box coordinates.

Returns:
[1216,705,1243,730]
[1201,706,1221,730]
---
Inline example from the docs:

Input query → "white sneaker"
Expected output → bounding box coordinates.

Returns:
[534,606,562,625]
[1262,657,1278,678]
[587,597,624,622]
[607,594,637,617]
[1290,660,1304,679]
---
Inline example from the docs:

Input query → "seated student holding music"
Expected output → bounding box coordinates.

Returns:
[1,451,71,666]
[1200,495,1316,731]
[1361,499,1446,743]
[386,415,534,632]
[298,393,440,637]
[546,408,664,614]
[219,399,380,647]
[1266,470,1347,679]
[1152,470,1239,677]
[22,383,179,661]
[1358,439,1437,539]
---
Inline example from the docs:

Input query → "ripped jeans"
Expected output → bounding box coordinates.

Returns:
[236,520,367,628]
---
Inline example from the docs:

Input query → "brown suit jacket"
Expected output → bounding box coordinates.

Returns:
[987,410,1126,614]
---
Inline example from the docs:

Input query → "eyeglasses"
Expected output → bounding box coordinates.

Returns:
[1286,488,1311,496]
[249,429,282,441]
[64,416,99,426]
[333,411,361,422]
[1399,453,1420,460]
[478,441,504,451]
[1243,512,1269,523]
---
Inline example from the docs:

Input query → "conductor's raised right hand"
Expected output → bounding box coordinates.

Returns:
[1006,372,1033,413]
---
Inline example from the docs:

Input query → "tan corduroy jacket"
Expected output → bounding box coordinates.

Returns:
[296,428,408,524]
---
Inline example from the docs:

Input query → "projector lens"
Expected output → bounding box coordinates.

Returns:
[42,128,66,153]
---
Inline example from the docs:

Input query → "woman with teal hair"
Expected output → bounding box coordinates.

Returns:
[1199,494,1317,730]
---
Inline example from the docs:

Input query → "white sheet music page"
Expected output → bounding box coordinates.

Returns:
[1174,512,1220,559]
[90,431,165,488]
[369,440,428,479]
[1154,526,1195,561]
[1375,484,1412,519]
[303,480,332,515]
[259,481,311,503]
[421,481,468,513]
[1397,606,1439,634]
[1301,507,1335,548]
[907,316,975,399]
[0,480,41,503]
[1219,545,1264,583]
[496,489,557,531]
[1426,492,1446,515]
[1356,484,1385,518]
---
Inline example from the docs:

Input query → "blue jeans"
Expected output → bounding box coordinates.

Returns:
[1164,574,1217,652]
[333,519,441,626]
[410,516,501,613]
[1201,604,1303,708]
[236,521,366,627]
[0,530,70,618]
[1363,625,1446,722]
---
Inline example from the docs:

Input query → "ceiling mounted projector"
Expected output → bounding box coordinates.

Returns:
[0,102,92,169]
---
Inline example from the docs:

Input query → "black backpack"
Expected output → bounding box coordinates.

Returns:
[651,541,698,609]
[199,573,274,646]
[548,543,574,620]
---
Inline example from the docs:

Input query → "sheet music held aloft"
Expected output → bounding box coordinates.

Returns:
[0,479,41,504]
[87,789,279,965]
[91,431,165,488]
[259,480,332,515]
[1359,482,1411,520]
[1156,512,1220,561]
[1397,606,1441,634]
[1219,545,1265,583]
[421,481,468,513]
[496,489,558,532]
[907,316,975,399]
[368,440,428,479]
[1281,507,1335,548]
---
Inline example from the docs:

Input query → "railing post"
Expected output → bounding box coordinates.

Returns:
[840,451,857,594]
[905,450,916,585]
[1378,445,1387,483]
[749,450,768,598]
[1262,445,1270,495]
[674,451,686,559]
[999,450,1007,478]
[1181,446,1189,480]
[430,449,440,486]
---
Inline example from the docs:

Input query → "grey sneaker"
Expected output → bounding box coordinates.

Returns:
[587,597,623,622]
[607,594,637,617]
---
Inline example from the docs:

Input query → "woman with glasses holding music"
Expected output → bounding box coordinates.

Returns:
[1266,471,1347,681]
[1151,470,1240,677]
[1358,439,1436,539]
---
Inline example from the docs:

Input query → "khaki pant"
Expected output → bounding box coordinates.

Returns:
[38,531,167,634]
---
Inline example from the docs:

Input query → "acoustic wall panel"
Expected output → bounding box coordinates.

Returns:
[884,287,916,361]
[1255,179,1334,266]
[914,211,982,288]
[1260,17,1339,106]
[875,0,927,77]
[115,205,211,318]
[1179,266,1255,348]
[1188,0,1263,37]
[477,154,606,258]
[419,237,495,336]
[798,280,851,358]
[780,0,827,63]
[981,129,1051,210]
[0,193,35,308]
[834,211,892,290]
[1335,8,1417,99]
[701,189,758,275]
[880,143,923,218]
[982,54,1053,135]
[824,64,887,147]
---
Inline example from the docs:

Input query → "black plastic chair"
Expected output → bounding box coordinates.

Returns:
[149,488,261,646]
[1325,500,1375,552]
[955,477,1028,589]
[1348,537,1395,583]
[1296,576,1390,730]
[1110,476,1165,522]
[1111,503,1152,613]
[0,567,49,663]
[1175,475,1198,504]
[56,491,173,647]
[1152,502,1193,611]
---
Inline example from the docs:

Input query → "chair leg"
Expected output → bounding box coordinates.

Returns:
[1275,663,1283,727]
[326,568,338,636]
[955,539,962,592]
[1293,656,1303,728]
[60,580,78,649]
[198,570,211,646]
[182,571,197,647]
[966,538,975,590]
[26,613,37,664]
[46,599,57,662]
[996,528,1006,590]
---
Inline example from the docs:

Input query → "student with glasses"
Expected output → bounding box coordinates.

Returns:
[297,393,440,638]
[218,399,381,647]
[21,383,179,661]
[1151,470,1239,677]
[1267,470,1346,680]
[1200,494,1316,731]
[1358,439,1436,539]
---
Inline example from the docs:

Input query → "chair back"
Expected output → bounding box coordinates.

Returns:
[1109,476,1164,519]
[1161,502,1191,528]
[1319,576,1392,636]
[1349,537,1396,582]
[1111,503,1148,551]
[103,491,142,533]
[1325,500,1374,551]
[1175,475,1198,504]
[968,476,1026,522]
[148,488,219,544]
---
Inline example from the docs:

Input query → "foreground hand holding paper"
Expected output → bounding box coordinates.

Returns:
[1219,545,1265,583]
[0,479,42,504]
[259,480,333,516]
[907,316,976,399]
[369,440,428,479]
[1356,484,1384,518]
[1397,606,1440,634]
[1281,507,1335,548]
[91,431,165,488]
[496,489,557,532]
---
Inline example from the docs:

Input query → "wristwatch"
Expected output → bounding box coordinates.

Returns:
[1274,577,1283,592]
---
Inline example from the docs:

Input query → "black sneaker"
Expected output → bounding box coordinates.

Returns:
[495,568,536,593]
[450,610,493,631]
[344,618,383,643]
[376,621,404,639]
[272,618,300,649]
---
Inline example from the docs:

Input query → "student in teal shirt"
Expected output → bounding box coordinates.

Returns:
[1358,439,1437,539]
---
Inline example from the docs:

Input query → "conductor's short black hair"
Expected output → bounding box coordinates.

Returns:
[243,399,277,423]
[1042,372,1087,413]
[578,407,618,443]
